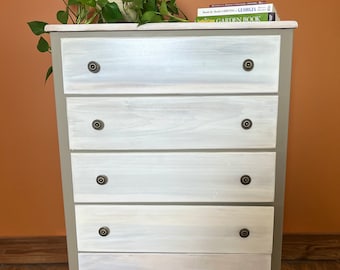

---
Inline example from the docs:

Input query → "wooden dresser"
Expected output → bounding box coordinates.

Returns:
[46,22,297,270]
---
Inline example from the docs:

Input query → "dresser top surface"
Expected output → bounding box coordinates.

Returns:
[45,21,298,32]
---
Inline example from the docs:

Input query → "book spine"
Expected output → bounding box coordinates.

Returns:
[197,3,274,16]
[209,1,267,7]
[195,12,276,22]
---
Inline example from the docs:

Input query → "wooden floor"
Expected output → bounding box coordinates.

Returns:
[0,262,340,269]
[282,261,340,269]
[0,235,339,269]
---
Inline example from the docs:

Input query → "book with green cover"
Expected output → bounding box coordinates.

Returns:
[196,12,276,22]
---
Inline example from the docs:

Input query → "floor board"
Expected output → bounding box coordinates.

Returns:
[282,261,340,270]
[0,265,68,270]
[1,262,340,270]
[1,235,339,269]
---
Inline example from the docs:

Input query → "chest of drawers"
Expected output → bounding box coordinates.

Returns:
[46,21,297,270]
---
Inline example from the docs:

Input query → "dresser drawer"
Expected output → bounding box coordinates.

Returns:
[75,205,274,253]
[66,96,278,150]
[71,152,275,203]
[61,35,280,94]
[78,253,271,270]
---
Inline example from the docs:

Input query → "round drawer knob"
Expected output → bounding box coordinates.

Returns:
[92,119,104,130]
[241,119,253,130]
[88,61,100,73]
[243,59,254,71]
[98,226,110,237]
[96,175,108,185]
[239,228,250,238]
[240,175,252,185]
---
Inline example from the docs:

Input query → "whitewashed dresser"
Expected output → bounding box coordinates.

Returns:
[46,21,297,270]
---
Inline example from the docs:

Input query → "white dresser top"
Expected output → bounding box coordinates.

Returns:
[45,21,298,32]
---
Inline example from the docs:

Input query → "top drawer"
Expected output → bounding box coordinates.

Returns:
[61,35,280,94]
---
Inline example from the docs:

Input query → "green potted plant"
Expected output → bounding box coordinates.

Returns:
[28,0,188,81]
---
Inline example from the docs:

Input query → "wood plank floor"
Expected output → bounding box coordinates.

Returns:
[0,265,67,270]
[0,235,339,269]
[0,262,340,269]
[282,261,340,269]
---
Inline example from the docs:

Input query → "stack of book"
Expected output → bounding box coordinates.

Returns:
[195,1,279,23]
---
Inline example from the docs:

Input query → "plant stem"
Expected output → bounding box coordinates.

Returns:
[62,0,76,23]
[87,11,99,24]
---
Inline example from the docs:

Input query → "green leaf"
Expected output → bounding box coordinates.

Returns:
[57,10,69,24]
[102,2,124,22]
[79,0,96,7]
[27,21,48,35]
[97,0,108,8]
[140,10,162,24]
[37,37,50,52]
[45,66,53,83]
[167,0,178,14]
[159,0,169,16]
[144,0,157,11]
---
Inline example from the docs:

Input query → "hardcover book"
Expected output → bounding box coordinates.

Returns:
[197,3,275,16]
[196,12,276,22]
[209,1,267,7]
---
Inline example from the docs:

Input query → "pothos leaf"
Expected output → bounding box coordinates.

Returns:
[144,0,157,11]
[97,0,108,8]
[159,0,169,16]
[45,66,53,83]
[78,0,96,7]
[27,21,48,35]
[140,11,162,24]
[37,37,50,52]
[167,0,179,14]
[57,10,69,24]
[102,2,124,22]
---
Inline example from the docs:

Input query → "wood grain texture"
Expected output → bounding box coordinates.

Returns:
[67,96,278,150]
[61,35,280,94]
[0,237,67,264]
[0,265,69,270]
[281,261,340,270]
[282,234,340,261]
[71,152,275,203]
[75,205,274,253]
[78,253,271,270]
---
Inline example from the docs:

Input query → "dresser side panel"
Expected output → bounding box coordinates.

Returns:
[50,32,78,270]
[271,29,295,270]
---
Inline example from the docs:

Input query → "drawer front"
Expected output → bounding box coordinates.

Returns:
[67,96,278,150]
[75,205,274,253]
[61,35,280,94]
[78,253,271,270]
[71,152,275,203]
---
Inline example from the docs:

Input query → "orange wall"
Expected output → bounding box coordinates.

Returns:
[1,0,339,237]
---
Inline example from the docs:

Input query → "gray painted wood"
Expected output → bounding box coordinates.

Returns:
[75,205,274,253]
[66,96,278,150]
[61,35,280,94]
[71,152,275,203]
[78,253,271,270]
